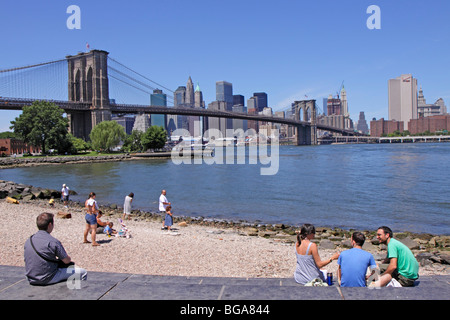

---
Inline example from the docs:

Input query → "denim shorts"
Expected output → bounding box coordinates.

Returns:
[85,213,97,225]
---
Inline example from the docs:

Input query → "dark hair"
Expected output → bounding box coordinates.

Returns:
[377,226,393,238]
[297,224,315,244]
[352,232,366,246]
[165,205,171,212]
[37,212,54,231]
[88,192,96,199]
[128,193,134,198]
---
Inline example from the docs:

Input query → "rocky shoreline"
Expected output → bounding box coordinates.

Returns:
[1,179,449,275]
[0,154,132,169]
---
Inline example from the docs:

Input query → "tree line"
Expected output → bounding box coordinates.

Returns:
[7,101,167,155]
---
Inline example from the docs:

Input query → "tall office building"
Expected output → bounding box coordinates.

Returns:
[388,74,418,130]
[340,86,352,129]
[173,85,188,132]
[216,81,233,106]
[132,114,151,133]
[194,83,206,136]
[327,95,341,116]
[253,92,268,112]
[216,81,233,130]
[150,89,167,130]
[194,83,205,108]
[185,76,195,105]
[356,111,369,134]
[233,95,245,107]
[207,101,228,138]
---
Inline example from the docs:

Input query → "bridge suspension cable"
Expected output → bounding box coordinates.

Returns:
[0,58,68,101]
[0,58,66,74]
[107,56,174,106]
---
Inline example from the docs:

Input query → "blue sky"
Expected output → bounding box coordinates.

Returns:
[1,0,449,132]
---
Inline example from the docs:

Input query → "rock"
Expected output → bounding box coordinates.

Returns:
[178,221,188,227]
[274,223,285,230]
[245,227,259,236]
[362,242,378,252]
[398,237,420,250]
[22,194,36,201]
[439,254,450,265]
[416,252,433,266]
[341,239,352,248]
[259,231,277,238]
[319,239,336,250]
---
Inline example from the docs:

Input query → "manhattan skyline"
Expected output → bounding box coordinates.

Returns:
[0,0,449,133]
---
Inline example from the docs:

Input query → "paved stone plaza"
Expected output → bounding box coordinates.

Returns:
[0,265,448,300]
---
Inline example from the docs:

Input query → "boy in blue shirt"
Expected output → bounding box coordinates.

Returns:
[337,232,377,287]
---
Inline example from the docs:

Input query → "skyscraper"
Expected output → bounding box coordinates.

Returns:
[216,81,233,130]
[150,89,167,130]
[185,76,195,105]
[253,92,268,112]
[216,81,233,107]
[356,111,369,134]
[388,74,418,130]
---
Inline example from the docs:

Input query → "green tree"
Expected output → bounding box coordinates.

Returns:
[68,133,90,153]
[89,121,126,152]
[10,100,72,154]
[122,130,144,152]
[141,126,167,150]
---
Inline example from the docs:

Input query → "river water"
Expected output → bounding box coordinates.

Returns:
[1,143,449,235]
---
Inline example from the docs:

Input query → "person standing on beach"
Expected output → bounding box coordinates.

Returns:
[61,184,70,208]
[159,190,170,230]
[123,193,134,221]
[24,212,87,285]
[83,192,100,246]
[294,224,340,285]
[164,205,174,232]
[337,232,377,287]
[374,226,419,287]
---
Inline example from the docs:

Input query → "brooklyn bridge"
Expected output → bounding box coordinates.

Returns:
[0,49,359,145]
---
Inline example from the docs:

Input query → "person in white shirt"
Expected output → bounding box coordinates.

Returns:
[61,184,70,207]
[159,190,171,230]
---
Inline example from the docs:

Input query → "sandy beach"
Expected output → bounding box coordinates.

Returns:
[0,199,447,279]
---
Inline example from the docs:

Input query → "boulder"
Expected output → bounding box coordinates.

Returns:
[178,221,188,227]
[319,239,336,250]
[398,237,420,250]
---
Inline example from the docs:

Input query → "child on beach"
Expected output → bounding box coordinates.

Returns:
[164,205,173,231]
[104,222,117,236]
[49,197,55,207]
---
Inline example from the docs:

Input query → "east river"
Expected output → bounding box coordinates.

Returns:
[1,143,449,235]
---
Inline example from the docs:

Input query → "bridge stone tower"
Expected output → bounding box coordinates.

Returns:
[66,50,111,140]
[293,100,317,145]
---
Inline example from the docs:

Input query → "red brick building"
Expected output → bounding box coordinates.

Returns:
[408,115,450,135]
[370,118,404,137]
[0,138,41,156]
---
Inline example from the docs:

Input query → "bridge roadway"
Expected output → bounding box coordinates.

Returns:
[0,97,358,135]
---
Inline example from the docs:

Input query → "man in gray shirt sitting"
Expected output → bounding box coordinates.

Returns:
[24,212,87,286]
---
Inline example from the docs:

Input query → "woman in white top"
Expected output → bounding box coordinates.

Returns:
[294,224,340,285]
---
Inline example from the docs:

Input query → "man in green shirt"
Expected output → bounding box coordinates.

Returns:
[375,226,419,287]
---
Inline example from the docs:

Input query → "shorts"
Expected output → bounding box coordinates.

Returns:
[85,213,97,225]
[62,195,69,201]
